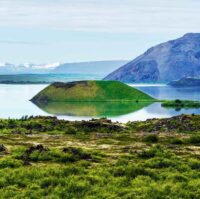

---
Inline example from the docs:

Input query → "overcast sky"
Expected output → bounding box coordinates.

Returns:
[0,0,200,64]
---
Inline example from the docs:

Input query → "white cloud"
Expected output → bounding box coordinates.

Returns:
[0,62,6,67]
[33,62,61,69]
[0,0,200,33]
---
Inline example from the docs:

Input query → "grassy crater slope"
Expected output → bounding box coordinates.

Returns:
[32,80,155,102]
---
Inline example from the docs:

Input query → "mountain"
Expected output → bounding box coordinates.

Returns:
[104,33,200,83]
[168,77,200,87]
[31,80,155,103]
[0,60,128,75]
[52,60,128,75]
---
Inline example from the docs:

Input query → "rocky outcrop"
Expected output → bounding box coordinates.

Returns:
[0,144,8,153]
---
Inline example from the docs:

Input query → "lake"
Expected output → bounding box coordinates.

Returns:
[0,74,102,83]
[0,84,200,122]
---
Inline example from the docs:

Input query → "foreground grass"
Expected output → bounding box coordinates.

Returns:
[0,115,200,198]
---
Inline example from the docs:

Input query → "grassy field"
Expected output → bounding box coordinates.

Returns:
[0,115,200,198]
[32,80,155,102]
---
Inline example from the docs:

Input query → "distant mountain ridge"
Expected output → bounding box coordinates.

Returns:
[52,60,128,75]
[0,60,128,75]
[104,33,200,83]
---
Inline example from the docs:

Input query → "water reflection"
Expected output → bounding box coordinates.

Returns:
[33,101,152,117]
[0,84,200,122]
[111,102,200,123]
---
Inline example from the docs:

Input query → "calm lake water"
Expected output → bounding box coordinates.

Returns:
[0,84,200,122]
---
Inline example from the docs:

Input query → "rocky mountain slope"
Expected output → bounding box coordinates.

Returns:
[52,60,128,75]
[104,33,200,83]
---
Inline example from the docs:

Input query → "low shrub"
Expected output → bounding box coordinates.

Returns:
[187,135,200,144]
[143,134,159,143]
[20,145,99,163]
[0,157,23,168]
[145,157,176,168]
[138,146,162,159]
[170,138,184,145]
[65,126,77,135]
[188,158,200,169]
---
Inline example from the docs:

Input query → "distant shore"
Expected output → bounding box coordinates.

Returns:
[0,80,50,84]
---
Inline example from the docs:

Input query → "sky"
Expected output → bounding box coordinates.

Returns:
[0,0,200,64]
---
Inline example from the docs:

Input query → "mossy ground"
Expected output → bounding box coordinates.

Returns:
[0,115,200,198]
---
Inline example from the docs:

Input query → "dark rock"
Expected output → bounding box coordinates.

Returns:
[23,161,31,166]
[0,144,7,153]
[76,120,124,132]
[21,144,49,161]
[62,147,92,160]
[11,130,21,134]
[26,144,48,154]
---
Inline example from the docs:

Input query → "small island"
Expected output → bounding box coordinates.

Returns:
[168,77,200,87]
[32,80,200,115]
[31,80,155,102]
[162,99,200,109]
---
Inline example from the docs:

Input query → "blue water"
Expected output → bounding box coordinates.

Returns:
[0,83,199,122]
[135,84,200,101]
[0,74,102,83]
